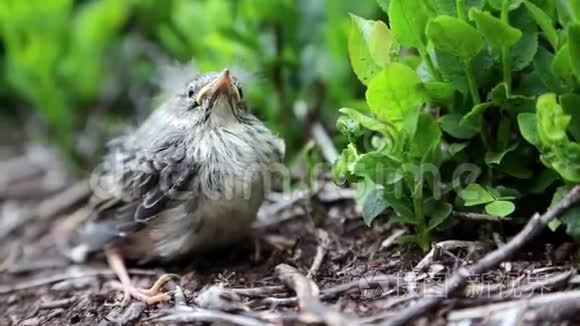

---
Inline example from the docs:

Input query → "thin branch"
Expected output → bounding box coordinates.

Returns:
[381,229,406,250]
[147,308,269,326]
[39,297,78,310]
[307,229,331,278]
[249,273,401,309]
[275,263,353,326]
[0,180,90,239]
[385,185,580,326]
[320,275,400,300]
[229,285,287,297]
[414,240,489,272]
[453,211,527,224]
[448,289,580,323]
[0,268,157,294]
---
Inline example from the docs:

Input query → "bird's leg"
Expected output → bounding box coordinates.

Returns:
[105,247,174,306]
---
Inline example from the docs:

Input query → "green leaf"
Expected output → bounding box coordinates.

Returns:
[487,0,523,11]
[384,190,415,219]
[511,32,538,71]
[485,143,518,165]
[427,16,484,61]
[434,50,468,92]
[462,102,494,126]
[469,8,522,48]
[492,185,521,200]
[419,82,456,105]
[396,234,420,244]
[529,169,559,193]
[485,200,516,217]
[366,63,424,123]
[339,108,395,137]
[336,115,362,139]
[536,107,580,182]
[388,0,431,49]
[536,94,570,145]
[362,189,389,226]
[425,199,453,230]
[402,106,421,140]
[517,112,540,146]
[459,183,496,206]
[549,185,580,238]
[548,218,562,231]
[440,113,480,139]
[410,113,442,160]
[560,94,580,141]
[552,44,575,81]
[541,142,580,182]
[353,152,404,185]
[377,0,391,13]
[556,0,574,27]
[523,1,558,48]
[535,47,566,93]
[332,145,358,185]
[348,14,394,85]
[569,24,580,80]
[427,0,485,16]
[498,148,534,178]
[571,0,580,21]
[448,142,469,156]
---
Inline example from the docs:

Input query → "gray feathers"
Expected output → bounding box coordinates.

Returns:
[72,71,284,262]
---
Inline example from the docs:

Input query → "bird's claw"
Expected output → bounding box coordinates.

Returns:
[115,273,179,306]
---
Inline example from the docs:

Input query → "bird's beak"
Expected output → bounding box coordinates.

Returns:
[209,69,239,101]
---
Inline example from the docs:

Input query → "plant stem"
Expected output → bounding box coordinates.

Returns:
[456,0,467,20]
[403,169,429,252]
[412,190,429,252]
[501,0,512,95]
[464,60,481,104]
[419,48,442,81]
[501,47,512,94]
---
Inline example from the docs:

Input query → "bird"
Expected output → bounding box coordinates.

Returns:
[68,68,285,305]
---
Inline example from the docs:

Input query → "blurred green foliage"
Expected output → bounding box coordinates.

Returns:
[0,0,378,166]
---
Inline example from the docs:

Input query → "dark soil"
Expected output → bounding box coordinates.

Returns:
[1,146,578,326]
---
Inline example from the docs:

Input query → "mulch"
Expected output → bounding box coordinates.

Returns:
[2,145,580,326]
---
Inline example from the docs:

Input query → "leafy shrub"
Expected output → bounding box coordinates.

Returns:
[334,0,580,251]
[0,0,377,164]
[0,0,131,160]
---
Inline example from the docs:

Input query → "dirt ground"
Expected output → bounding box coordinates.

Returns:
[2,146,580,326]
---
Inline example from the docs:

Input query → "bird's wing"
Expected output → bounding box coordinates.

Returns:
[79,130,197,251]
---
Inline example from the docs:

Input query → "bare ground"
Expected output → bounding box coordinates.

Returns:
[2,145,580,326]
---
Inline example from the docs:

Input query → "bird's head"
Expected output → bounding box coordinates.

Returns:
[172,69,248,127]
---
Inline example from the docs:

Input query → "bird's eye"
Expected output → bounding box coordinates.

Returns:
[187,89,195,98]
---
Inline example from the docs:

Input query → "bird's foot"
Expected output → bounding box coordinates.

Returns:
[115,274,179,306]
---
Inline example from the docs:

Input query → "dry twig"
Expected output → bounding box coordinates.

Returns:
[381,229,406,250]
[0,180,90,239]
[147,308,269,326]
[275,263,352,325]
[307,229,331,278]
[229,285,286,297]
[414,240,489,272]
[448,289,580,324]
[453,211,527,224]
[386,185,580,326]
[0,268,157,294]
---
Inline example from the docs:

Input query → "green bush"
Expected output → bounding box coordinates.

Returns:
[334,0,580,251]
[0,0,377,165]
[0,0,131,159]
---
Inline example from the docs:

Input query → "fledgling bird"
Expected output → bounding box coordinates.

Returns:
[69,69,284,305]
